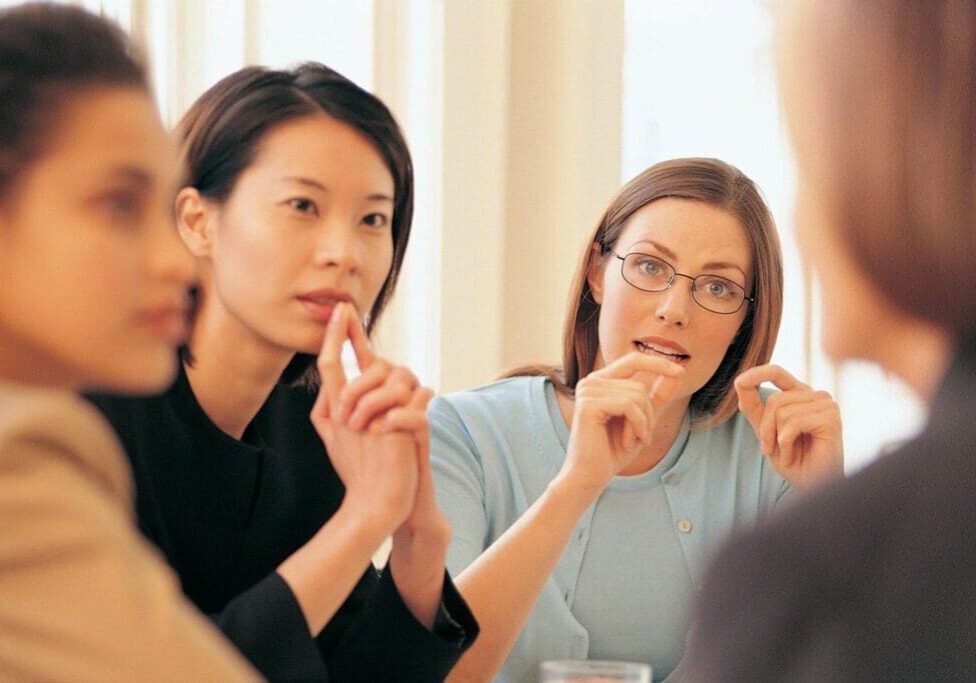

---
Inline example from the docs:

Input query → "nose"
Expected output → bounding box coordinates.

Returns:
[312,220,361,274]
[653,274,693,327]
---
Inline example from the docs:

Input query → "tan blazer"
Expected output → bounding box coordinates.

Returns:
[0,381,261,682]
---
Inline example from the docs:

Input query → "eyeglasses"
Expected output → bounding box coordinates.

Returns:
[608,249,754,315]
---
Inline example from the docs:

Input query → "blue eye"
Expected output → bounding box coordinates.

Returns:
[641,260,663,275]
[699,277,737,300]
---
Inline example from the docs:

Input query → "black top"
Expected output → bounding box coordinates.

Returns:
[88,365,476,682]
[684,344,976,682]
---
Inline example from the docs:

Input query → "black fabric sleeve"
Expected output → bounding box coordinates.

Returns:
[324,567,479,682]
[212,571,328,681]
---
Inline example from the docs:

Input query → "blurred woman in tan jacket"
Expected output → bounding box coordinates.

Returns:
[0,3,258,680]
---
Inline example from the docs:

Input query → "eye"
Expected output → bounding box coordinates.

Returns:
[362,212,390,229]
[99,190,145,226]
[631,255,668,277]
[286,198,319,216]
[700,277,737,299]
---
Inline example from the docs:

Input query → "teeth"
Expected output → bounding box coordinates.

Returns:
[636,341,686,359]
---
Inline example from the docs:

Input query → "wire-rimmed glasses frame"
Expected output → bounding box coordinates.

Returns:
[607,248,755,315]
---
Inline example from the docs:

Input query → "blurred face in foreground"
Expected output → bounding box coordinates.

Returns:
[0,87,195,393]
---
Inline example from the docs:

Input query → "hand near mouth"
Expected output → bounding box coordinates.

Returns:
[311,301,420,531]
[310,302,448,630]
[734,364,844,490]
[560,351,685,496]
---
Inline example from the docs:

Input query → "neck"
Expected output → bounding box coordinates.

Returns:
[185,294,295,440]
[619,398,689,475]
[864,317,953,403]
[0,332,78,392]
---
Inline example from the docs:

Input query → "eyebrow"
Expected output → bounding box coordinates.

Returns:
[630,239,747,276]
[103,165,153,187]
[280,176,394,202]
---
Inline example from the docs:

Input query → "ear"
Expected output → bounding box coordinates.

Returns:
[175,187,214,257]
[586,243,607,305]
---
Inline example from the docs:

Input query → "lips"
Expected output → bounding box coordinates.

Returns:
[634,337,691,364]
[296,289,353,323]
[137,305,189,344]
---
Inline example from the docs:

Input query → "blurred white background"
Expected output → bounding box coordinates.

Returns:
[10,0,926,471]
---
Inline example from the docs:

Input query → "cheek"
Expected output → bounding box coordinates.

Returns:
[596,281,637,343]
[364,239,395,303]
[693,316,747,378]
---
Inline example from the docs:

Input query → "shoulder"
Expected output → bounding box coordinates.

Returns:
[430,375,546,422]
[0,383,131,502]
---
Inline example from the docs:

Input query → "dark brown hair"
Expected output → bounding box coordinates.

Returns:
[0,2,146,204]
[176,63,414,383]
[507,158,784,427]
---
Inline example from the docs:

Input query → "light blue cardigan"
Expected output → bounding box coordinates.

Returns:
[430,376,791,682]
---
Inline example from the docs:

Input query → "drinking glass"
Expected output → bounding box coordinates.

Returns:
[540,659,651,683]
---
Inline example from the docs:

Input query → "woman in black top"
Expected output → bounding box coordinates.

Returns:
[90,63,477,681]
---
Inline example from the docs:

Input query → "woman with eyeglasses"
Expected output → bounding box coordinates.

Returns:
[429,157,843,682]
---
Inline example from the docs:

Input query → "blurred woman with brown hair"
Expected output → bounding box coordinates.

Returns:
[0,3,256,679]
[686,2,976,680]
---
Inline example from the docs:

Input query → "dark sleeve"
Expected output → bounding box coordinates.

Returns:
[682,489,865,683]
[682,532,793,682]
[323,567,479,682]
[212,572,328,680]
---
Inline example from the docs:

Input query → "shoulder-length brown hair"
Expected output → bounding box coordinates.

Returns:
[508,157,784,427]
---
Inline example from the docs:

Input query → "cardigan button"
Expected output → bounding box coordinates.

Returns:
[677,518,693,533]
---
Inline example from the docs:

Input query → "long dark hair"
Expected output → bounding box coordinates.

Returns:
[0,2,146,204]
[176,63,414,384]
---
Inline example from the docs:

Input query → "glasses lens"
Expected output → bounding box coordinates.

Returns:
[693,275,745,314]
[623,253,673,292]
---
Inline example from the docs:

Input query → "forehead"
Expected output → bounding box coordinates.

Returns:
[28,87,175,191]
[246,114,394,193]
[617,197,753,271]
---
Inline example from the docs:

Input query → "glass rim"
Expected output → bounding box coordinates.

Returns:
[540,659,652,673]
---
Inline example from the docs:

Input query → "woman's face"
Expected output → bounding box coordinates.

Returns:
[0,87,194,393]
[589,197,753,403]
[197,114,395,356]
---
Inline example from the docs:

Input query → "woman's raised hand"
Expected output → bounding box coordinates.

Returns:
[562,351,685,494]
[734,364,844,490]
[311,302,423,532]
[311,302,448,629]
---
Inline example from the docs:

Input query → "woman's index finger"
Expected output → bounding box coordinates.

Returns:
[346,307,377,372]
[317,302,351,396]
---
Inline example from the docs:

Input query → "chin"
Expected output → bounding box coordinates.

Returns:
[100,353,179,396]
